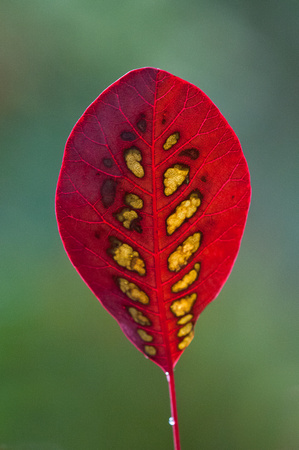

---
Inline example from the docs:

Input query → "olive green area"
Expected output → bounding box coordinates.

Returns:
[1,0,299,449]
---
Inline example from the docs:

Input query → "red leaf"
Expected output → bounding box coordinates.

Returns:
[56,68,251,373]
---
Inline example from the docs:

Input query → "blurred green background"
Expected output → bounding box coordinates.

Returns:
[1,0,298,449]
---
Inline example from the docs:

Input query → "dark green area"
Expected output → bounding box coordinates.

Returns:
[1,0,298,448]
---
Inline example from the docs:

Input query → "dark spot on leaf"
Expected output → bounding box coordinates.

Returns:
[94,231,101,239]
[137,115,147,132]
[231,195,235,200]
[101,178,117,208]
[131,219,142,233]
[121,131,137,141]
[179,148,199,160]
[201,176,207,183]
[107,236,121,255]
[102,158,113,168]
[162,115,166,125]
[109,236,120,246]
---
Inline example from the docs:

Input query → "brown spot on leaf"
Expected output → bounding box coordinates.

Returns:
[102,158,113,168]
[121,131,137,141]
[201,176,207,183]
[101,178,117,208]
[179,148,199,160]
[131,222,142,233]
[137,116,147,133]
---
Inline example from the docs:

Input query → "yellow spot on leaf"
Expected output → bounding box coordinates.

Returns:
[167,192,201,235]
[163,164,189,196]
[163,132,180,150]
[144,345,157,356]
[124,147,144,178]
[177,322,193,337]
[177,314,193,325]
[124,193,143,209]
[118,278,149,304]
[115,208,138,229]
[128,307,151,326]
[170,293,197,317]
[110,238,146,275]
[171,263,200,293]
[137,329,153,342]
[178,330,194,350]
[168,233,201,272]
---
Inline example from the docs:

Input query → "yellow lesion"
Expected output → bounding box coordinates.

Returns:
[110,238,146,276]
[170,293,197,317]
[144,345,157,356]
[118,278,149,304]
[163,164,189,196]
[178,330,194,350]
[115,208,139,230]
[137,329,153,342]
[128,307,151,326]
[177,322,193,337]
[177,314,193,325]
[167,192,201,235]
[168,232,201,272]
[171,263,200,293]
[124,193,143,209]
[163,132,180,151]
[124,147,145,178]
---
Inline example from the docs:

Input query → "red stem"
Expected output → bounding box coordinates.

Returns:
[166,368,181,450]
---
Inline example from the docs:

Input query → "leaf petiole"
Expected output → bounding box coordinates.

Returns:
[166,368,181,450]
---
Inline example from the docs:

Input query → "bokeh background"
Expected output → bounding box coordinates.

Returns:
[1,0,298,449]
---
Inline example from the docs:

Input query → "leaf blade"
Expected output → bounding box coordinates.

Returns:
[56,68,251,372]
